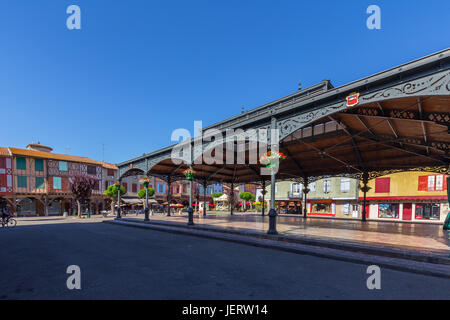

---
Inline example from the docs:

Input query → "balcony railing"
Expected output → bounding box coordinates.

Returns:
[288,191,303,199]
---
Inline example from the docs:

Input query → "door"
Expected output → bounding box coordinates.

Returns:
[365,205,370,219]
[403,203,412,221]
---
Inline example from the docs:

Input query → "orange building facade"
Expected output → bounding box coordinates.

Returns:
[360,171,449,224]
[0,143,117,217]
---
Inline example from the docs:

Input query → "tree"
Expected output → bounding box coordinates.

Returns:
[239,192,256,211]
[138,188,155,199]
[71,174,96,218]
[104,184,127,214]
[212,192,223,199]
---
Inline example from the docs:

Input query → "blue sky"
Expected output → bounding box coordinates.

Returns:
[1,0,449,164]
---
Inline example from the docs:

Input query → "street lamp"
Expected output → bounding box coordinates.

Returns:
[139,177,150,222]
[114,181,122,220]
[260,150,286,235]
[184,167,195,226]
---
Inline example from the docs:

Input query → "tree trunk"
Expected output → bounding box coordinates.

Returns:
[77,200,82,218]
[110,199,115,215]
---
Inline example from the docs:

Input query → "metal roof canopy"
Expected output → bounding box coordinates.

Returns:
[118,49,450,184]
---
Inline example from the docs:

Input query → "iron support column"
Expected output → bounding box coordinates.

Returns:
[261,179,266,216]
[167,176,171,217]
[230,182,234,215]
[203,180,207,217]
[443,173,450,231]
[187,166,194,225]
[361,172,369,222]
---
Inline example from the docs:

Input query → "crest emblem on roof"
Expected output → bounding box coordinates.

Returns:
[346,92,360,107]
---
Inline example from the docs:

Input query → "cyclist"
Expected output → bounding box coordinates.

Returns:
[1,207,11,225]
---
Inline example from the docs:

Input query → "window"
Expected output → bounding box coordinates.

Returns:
[340,179,350,193]
[157,184,166,193]
[17,176,27,188]
[35,177,45,189]
[343,203,350,215]
[415,204,440,220]
[53,177,62,190]
[375,178,390,193]
[107,169,115,177]
[309,182,316,192]
[35,159,44,172]
[311,202,332,214]
[87,166,96,175]
[323,180,331,193]
[418,175,446,191]
[292,183,302,194]
[132,184,137,193]
[378,203,399,219]
[16,157,26,170]
[58,161,68,172]
[123,183,128,191]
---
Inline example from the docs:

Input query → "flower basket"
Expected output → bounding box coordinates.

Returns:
[183,168,195,180]
[259,151,287,169]
[139,177,150,188]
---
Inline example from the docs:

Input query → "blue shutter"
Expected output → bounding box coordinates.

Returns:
[54,177,62,190]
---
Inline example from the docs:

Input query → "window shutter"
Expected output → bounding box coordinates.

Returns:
[375,178,390,193]
[418,176,428,191]
[427,176,435,191]
[436,175,444,191]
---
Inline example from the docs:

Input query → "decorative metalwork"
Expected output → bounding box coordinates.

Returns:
[278,70,450,141]
[361,69,450,102]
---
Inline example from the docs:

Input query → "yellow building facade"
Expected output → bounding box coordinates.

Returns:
[359,172,449,223]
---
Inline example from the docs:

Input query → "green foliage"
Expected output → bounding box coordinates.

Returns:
[212,192,223,199]
[239,192,255,202]
[138,188,155,199]
[104,184,127,199]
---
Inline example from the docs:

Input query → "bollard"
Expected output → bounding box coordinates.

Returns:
[144,207,150,222]
[187,207,194,226]
[267,208,278,235]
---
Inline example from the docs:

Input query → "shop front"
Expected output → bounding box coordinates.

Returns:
[307,199,335,217]
[362,196,449,223]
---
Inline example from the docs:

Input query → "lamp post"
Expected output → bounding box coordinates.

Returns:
[184,167,194,226]
[140,177,150,222]
[115,181,121,220]
[267,167,278,235]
